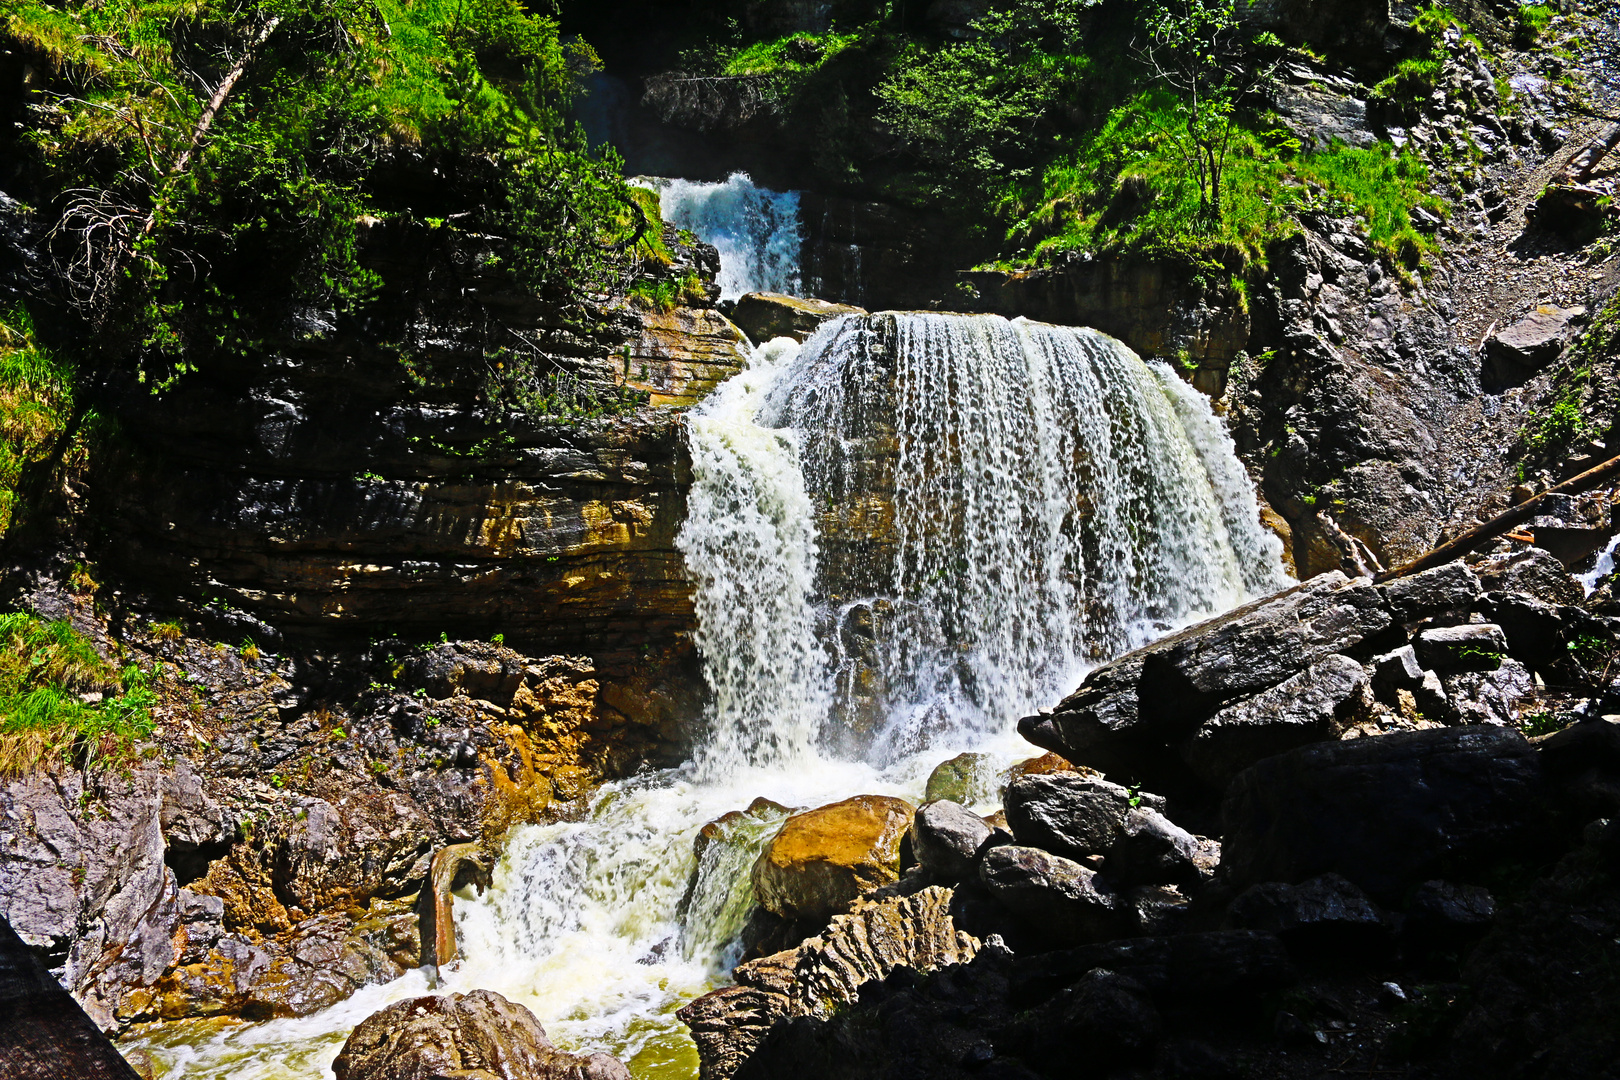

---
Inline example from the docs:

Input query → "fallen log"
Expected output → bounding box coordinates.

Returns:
[1555,121,1620,185]
[1376,452,1620,583]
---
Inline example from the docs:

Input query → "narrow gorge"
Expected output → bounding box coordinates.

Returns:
[3,2,1620,1079]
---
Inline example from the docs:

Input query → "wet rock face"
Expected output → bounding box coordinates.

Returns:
[752,795,915,922]
[91,223,741,733]
[334,989,631,1080]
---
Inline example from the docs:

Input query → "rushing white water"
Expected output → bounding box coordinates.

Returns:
[764,314,1289,759]
[134,315,1286,1080]
[639,174,802,300]
[1581,532,1620,595]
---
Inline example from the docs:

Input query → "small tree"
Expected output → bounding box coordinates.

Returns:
[1133,0,1278,221]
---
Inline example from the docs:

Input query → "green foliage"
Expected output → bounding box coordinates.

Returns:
[1520,399,1589,453]
[724,30,865,77]
[0,309,82,534]
[483,349,651,423]
[629,272,706,313]
[5,0,631,382]
[0,611,155,774]
[875,0,1095,216]
[1514,4,1555,46]
[1517,710,1567,737]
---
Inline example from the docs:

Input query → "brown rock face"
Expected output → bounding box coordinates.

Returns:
[751,795,915,922]
[729,292,866,345]
[625,303,750,407]
[334,989,631,1080]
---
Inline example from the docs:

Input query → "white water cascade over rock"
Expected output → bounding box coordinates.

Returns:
[135,315,1286,1080]
[641,173,802,300]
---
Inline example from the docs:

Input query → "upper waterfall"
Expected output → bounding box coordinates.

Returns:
[682,312,1290,769]
[640,173,803,300]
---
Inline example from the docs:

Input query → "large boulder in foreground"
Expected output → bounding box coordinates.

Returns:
[1020,571,1396,782]
[1221,727,1547,901]
[333,989,629,1080]
[752,795,915,922]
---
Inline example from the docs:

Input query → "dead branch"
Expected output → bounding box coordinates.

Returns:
[1376,453,1620,583]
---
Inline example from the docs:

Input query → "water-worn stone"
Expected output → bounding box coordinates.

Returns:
[1003,773,1159,860]
[681,887,977,1079]
[1108,809,1219,889]
[1414,623,1508,671]
[1221,727,1548,900]
[911,801,992,884]
[752,795,915,922]
[1181,654,1370,788]
[730,292,866,345]
[1226,874,1391,956]
[333,989,630,1080]
[923,752,995,805]
[978,846,1125,945]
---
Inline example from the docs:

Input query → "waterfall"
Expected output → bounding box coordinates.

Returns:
[135,315,1287,1080]
[760,313,1288,758]
[641,173,802,300]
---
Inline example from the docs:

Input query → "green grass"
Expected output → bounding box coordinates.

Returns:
[723,31,865,77]
[0,611,155,774]
[0,308,78,536]
[1514,4,1556,45]
[1000,90,1445,281]
[628,272,704,313]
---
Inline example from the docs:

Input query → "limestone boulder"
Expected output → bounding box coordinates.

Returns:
[1221,727,1548,900]
[1003,773,1159,861]
[1413,624,1508,672]
[730,293,866,345]
[1021,572,1394,784]
[978,845,1126,945]
[333,989,630,1080]
[1482,304,1586,387]
[751,795,914,922]
[1107,809,1220,889]
[910,800,992,884]
[1181,654,1370,789]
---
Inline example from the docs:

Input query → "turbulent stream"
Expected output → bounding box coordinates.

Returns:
[138,313,1287,1078]
[637,173,803,300]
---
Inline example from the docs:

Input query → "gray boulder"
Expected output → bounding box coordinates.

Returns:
[1475,548,1584,607]
[1414,623,1508,671]
[1483,305,1586,388]
[1181,654,1370,788]
[1227,873,1392,955]
[1221,727,1547,900]
[1404,880,1495,951]
[910,801,992,884]
[1371,645,1424,692]
[1376,562,1483,623]
[979,846,1126,945]
[1003,773,1159,860]
[333,989,630,1080]
[1108,809,1219,889]
[1444,659,1534,727]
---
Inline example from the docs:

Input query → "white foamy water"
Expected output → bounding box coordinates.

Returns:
[133,317,1286,1079]
[639,174,802,300]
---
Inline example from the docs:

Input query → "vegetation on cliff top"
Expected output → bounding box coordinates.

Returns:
[682,0,1458,281]
[3,0,635,378]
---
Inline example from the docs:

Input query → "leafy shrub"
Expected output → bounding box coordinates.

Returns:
[0,611,155,774]
[0,309,79,535]
[1514,4,1555,46]
[1520,400,1589,452]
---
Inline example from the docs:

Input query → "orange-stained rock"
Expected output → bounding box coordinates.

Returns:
[751,795,915,922]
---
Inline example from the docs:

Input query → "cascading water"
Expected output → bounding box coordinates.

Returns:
[639,174,802,300]
[762,314,1288,759]
[135,315,1287,1080]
